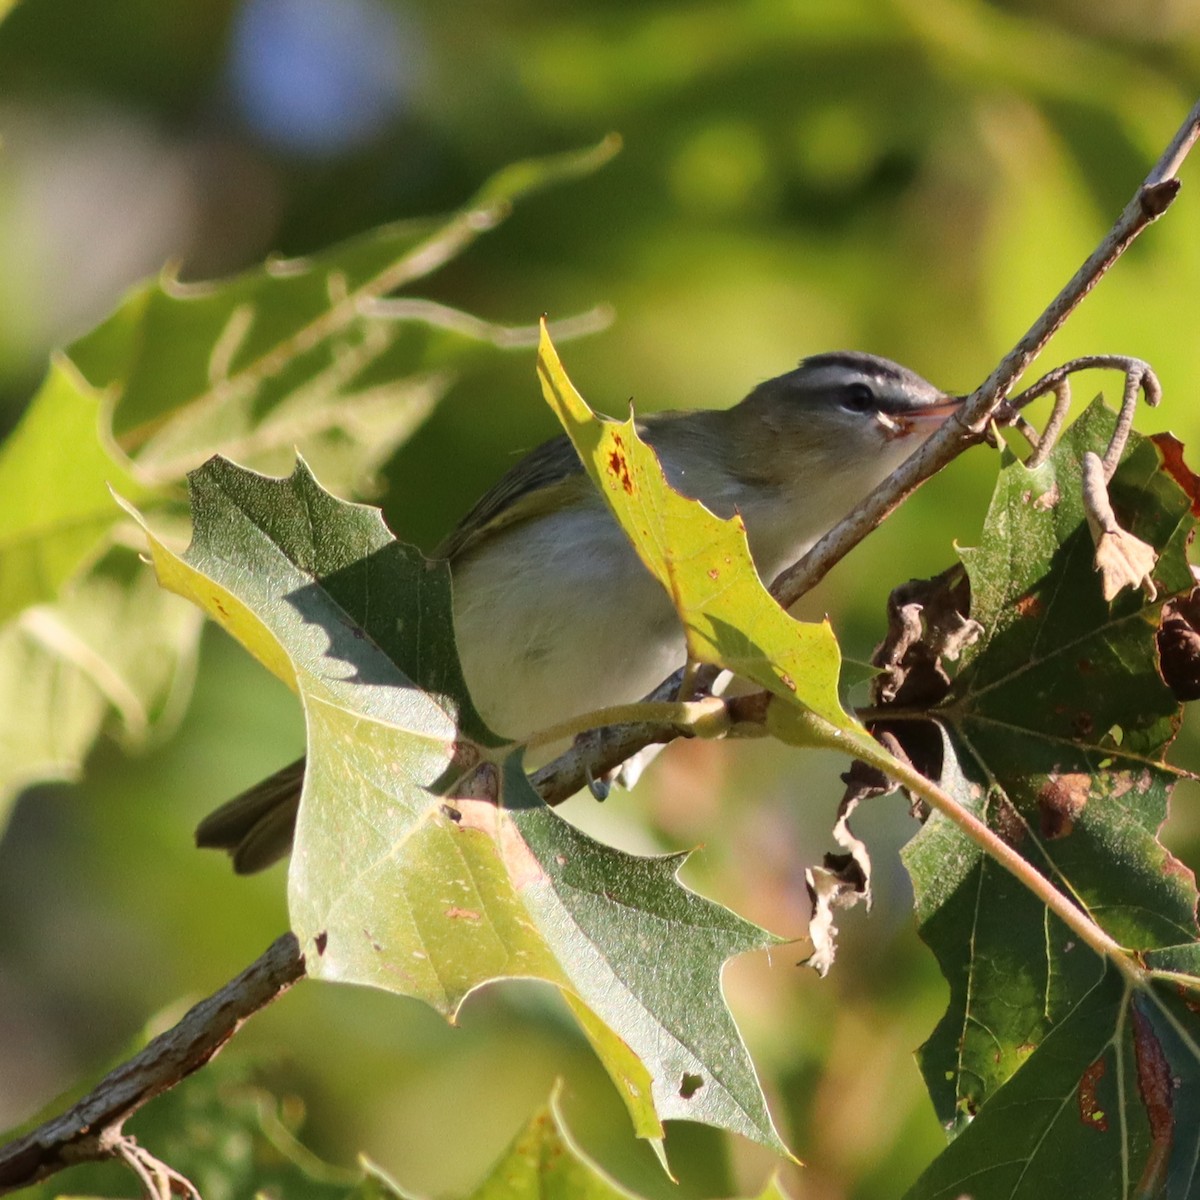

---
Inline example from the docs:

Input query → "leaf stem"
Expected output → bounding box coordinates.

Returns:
[523,696,730,756]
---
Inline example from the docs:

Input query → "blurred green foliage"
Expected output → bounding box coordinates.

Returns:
[2,1,1200,1198]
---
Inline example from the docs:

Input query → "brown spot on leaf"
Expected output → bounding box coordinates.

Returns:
[1032,483,1061,511]
[1132,1005,1174,1195]
[1015,593,1044,619]
[444,906,482,921]
[607,438,634,495]
[314,931,328,956]
[1077,658,1094,674]
[1162,850,1195,883]
[993,795,1025,848]
[1038,773,1090,838]
[708,568,720,580]
[440,803,462,823]
[780,674,797,692]
[1078,1058,1108,1132]
[455,799,545,889]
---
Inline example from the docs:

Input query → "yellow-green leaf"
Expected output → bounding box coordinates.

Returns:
[536,321,862,738]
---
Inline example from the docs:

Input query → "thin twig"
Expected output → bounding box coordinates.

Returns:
[998,354,1161,471]
[0,934,304,1196]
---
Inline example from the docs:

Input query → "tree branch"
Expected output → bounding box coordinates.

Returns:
[0,934,304,1196]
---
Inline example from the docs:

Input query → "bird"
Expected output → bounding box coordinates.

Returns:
[196,351,962,872]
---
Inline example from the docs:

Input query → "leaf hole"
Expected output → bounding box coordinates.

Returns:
[314,931,328,956]
[679,1072,704,1100]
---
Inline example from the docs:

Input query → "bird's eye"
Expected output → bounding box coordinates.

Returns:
[840,383,875,414]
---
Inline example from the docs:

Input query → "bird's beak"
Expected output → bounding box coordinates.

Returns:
[876,393,964,441]
[906,393,966,423]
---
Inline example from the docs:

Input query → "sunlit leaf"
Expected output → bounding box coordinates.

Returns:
[457,1091,797,1200]
[534,321,851,730]
[0,144,617,832]
[128,455,787,1156]
[0,358,154,622]
[462,1094,643,1200]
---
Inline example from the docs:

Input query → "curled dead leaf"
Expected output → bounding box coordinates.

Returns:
[872,566,981,708]
[1092,528,1159,602]
[1158,587,1200,701]
[1082,451,1158,601]
[803,751,898,976]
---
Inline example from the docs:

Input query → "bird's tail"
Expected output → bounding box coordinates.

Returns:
[195,758,305,874]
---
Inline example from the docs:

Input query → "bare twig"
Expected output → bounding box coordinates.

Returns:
[999,354,1161,471]
[0,934,304,1196]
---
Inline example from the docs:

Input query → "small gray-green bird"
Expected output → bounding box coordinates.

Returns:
[197,351,962,872]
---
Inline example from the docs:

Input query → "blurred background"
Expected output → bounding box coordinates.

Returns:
[2,1,1200,1197]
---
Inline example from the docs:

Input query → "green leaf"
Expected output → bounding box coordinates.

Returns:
[904,962,1200,1200]
[0,357,154,622]
[71,138,620,488]
[128,456,788,1156]
[0,545,201,827]
[463,1094,643,1200]
[903,400,1199,1130]
[460,1091,800,1199]
[534,322,852,730]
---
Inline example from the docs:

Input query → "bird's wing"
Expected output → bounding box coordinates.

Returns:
[435,432,593,561]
